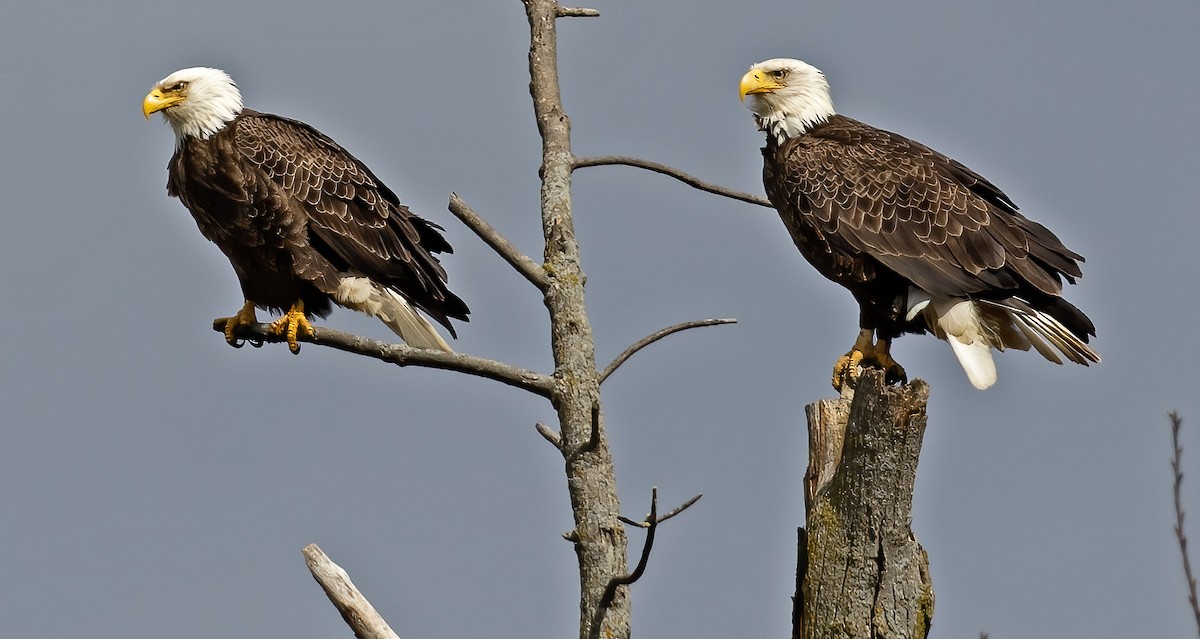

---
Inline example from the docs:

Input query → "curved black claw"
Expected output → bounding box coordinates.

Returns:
[229,338,245,349]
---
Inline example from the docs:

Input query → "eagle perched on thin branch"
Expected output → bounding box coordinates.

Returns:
[740,58,1098,389]
[144,67,468,353]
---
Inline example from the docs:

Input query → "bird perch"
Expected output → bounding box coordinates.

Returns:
[795,370,934,639]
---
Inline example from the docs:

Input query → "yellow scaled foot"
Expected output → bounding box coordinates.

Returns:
[219,300,259,347]
[832,349,865,391]
[832,328,875,391]
[831,332,909,391]
[268,300,314,354]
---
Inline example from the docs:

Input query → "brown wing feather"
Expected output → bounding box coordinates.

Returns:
[232,111,468,332]
[772,115,1083,301]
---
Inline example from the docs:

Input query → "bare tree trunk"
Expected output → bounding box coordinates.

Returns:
[522,2,630,638]
[795,370,935,639]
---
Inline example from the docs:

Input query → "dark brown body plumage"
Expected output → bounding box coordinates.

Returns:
[166,109,468,332]
[762,114,1095,344]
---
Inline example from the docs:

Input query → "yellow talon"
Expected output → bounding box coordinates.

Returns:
[220,300,259,347]
[268,300,314,354]
[832,329,875,391]
[832,349,865,391]
[831,331,908,391]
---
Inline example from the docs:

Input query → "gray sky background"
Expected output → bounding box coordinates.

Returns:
[1,1,1196,637]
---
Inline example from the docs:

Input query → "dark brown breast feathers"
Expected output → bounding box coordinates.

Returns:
[169,110,468,332]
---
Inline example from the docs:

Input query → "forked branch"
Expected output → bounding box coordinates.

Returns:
[589,487,699,639]
[573,155,772,208]
[215,319,555,399]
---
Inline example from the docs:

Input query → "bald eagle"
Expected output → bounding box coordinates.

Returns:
[143,67,468,353]
[740,58,1098,390]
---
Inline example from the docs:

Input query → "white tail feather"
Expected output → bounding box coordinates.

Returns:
[930,299,997,389]
[947,336,998,390]
[333,277,453,352]
[913,291,1099,390]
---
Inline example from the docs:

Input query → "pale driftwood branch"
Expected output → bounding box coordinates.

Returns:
[599,318,737,384]
[1170,412,1200,636]
[590,488,661,639]
[796,370,934,639]
[618,493,702,528]
[303,544,402,639]
[214,319,554,399]
[448,192,549,291]
[557,6,599,17]
[573,155,772,208]
[535,421,562,448]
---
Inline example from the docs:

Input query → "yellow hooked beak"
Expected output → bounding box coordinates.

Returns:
[142,88,184,119]
[739,69,784,102]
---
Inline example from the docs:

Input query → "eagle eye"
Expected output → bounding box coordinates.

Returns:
[771,70,788,79]
[168,81,188,92]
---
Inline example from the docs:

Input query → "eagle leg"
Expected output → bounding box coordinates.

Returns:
[870,338,908,386]
[268,300,315,354]
[219,300,260,348]
[833,331,908,390]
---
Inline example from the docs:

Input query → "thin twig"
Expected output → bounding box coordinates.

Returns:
[557,6,599,17]
[618,493,702,528]
[535,422,562,448]
[302,544,403,639]
[449,193,549,291]
[600,318,737,384]
[215,319,554,399]
[1170,412,1200,636]
[589,488,661,639]
[573,155,772,208]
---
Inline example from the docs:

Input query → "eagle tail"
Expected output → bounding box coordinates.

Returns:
[977,298,1100,366]
[919,294,1100,390]
[947,333,998,390]
[333,277,453,352]
[929,299,998,390]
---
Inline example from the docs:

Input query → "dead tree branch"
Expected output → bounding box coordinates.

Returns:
[565,402,602,465]
[523,2,630,638]
[796,370,934,639]
[600,318,737,384]
[573,155,772,208]
[535,421,562,448]
[1170,412,1200,636]
[215,319,554,399]
[618,493,702,528]
[448,192,549,290]
[303,544,403,639]
[557,6,599,17]
[590,488,696,639]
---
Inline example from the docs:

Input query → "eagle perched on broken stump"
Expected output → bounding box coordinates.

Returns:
[740,58,1098,389]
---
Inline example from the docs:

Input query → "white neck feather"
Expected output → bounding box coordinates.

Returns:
[755,87,835,143]
[744,60,836,143]
[160,68,243,144]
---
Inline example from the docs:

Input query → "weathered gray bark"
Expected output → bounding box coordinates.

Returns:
[522,2,630,638]
[795,370,935,639]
